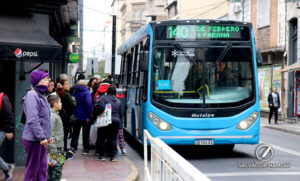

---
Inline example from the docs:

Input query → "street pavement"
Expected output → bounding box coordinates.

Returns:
[126,116,300,181]
[0,144,138,181]
[2,116,299,181]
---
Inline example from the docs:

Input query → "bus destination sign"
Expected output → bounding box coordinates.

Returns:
[155,24,250,41]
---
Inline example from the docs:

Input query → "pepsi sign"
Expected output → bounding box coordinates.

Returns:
[15,48,22,58]
[14,48,39,58]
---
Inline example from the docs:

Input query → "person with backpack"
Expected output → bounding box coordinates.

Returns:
[92,79,110,157]
[22,70,53,181]
[0,91,15,180]
[93,84,122,162]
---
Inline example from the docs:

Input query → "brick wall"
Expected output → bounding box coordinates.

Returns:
[252,0,279,51]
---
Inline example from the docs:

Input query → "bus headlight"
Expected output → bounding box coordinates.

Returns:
[237,111,259,130]
[148,112,171,131]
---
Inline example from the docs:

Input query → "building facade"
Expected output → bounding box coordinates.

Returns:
[112,0,168,50]
[228,0,300,119]
[166,0,228,20]
[0,0,79,165]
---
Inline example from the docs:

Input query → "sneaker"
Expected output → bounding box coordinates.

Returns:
[95,151,99,157]
[3,164,14,181]
[110,157,117,162]
[97,156,106,161]
[68,148,76,156]
[82,149,89,155]
[66,154,73,160]
[121,149,127,156]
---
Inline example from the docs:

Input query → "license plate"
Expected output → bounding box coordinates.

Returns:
[195,139,214,145]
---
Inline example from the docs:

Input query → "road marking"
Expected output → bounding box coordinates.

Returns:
[205,172,300,177]
[260,141,300,157]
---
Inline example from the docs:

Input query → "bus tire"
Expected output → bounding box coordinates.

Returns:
[223,144,235,151]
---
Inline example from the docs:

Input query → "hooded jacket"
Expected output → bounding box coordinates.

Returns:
[0,93,14,133]
[94,94,122,123]
[93,83,110,103]
[73,86,92,121]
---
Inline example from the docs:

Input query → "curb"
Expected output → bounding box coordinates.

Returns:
[263,125,300,136]
[123,157,139,181]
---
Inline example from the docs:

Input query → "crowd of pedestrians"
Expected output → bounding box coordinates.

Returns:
[0,69,127,181]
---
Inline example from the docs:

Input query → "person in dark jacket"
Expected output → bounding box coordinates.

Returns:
[0,91,15,180]
[22,70,53,181]
[93,84,122,162]
[268,87,280,125]
[70,73,85,95]
[93,80,111,103]
[92,80,110,157]
[56,75,76,153]
[71,80,93,155]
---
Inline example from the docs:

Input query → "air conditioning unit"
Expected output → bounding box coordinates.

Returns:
[234,3,242,13]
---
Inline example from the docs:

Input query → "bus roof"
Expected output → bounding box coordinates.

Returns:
[117,19,252,55]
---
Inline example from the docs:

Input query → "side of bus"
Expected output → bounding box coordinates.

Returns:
[118,34,151,141]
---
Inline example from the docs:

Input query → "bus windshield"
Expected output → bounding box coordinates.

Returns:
[152,46,254,108]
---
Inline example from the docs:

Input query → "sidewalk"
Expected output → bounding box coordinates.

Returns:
[1,148,138,181]
[261,116,300,136]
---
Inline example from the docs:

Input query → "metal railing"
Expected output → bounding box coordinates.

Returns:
[144,130,211,181]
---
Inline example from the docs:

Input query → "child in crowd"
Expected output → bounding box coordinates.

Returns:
[47,95,65,181]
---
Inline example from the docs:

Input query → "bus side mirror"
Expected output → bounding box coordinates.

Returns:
[256,49,263,66]
[139,51,149,72]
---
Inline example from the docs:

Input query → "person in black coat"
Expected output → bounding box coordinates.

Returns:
[268,88,280,125]
[0,92,15,180]
[93,84,122,162]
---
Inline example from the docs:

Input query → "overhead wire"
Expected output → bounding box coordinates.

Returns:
[190,1,227,19]
[184,0,227,12]
[78,3,124,20]
[196,2,227,19]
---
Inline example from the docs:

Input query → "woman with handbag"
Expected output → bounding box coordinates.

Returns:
[93,84,122,162]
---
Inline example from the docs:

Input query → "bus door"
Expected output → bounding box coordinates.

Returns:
[124,45,140,138]
[131,43,143,139]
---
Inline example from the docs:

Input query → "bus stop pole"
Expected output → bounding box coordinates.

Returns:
[111,15,116,78]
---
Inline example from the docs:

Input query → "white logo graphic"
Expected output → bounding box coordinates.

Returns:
[256,144,274,161]
[172,50,179,57]
[23,51,38,58]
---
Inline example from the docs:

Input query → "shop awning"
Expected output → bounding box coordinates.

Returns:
[0,15,62,63]
[281,61,300,72]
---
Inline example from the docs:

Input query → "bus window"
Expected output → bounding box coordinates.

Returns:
[132,44,139,85]
[205,48,253,108]
[126,53,133,86]
[151,47,254,108]
[120,54,125,85]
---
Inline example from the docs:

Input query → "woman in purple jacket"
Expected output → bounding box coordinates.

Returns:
[22,70,53,181]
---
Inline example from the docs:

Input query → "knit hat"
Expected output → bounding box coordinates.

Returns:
[30,70,49,86]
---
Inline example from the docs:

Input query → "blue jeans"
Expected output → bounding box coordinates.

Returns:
[0,131,9,171]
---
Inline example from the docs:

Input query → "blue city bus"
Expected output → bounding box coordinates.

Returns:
[117,20,260,148]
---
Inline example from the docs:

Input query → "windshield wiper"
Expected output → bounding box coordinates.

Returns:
[174,42,196,65]
[215,42,232,64]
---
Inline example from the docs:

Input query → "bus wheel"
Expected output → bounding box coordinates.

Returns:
[223,144,235,151]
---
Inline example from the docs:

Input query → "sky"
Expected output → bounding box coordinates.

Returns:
[83,0,113,59]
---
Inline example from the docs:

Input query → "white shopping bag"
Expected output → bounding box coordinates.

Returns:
[89,124,98,146]
[95,103,112,128]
